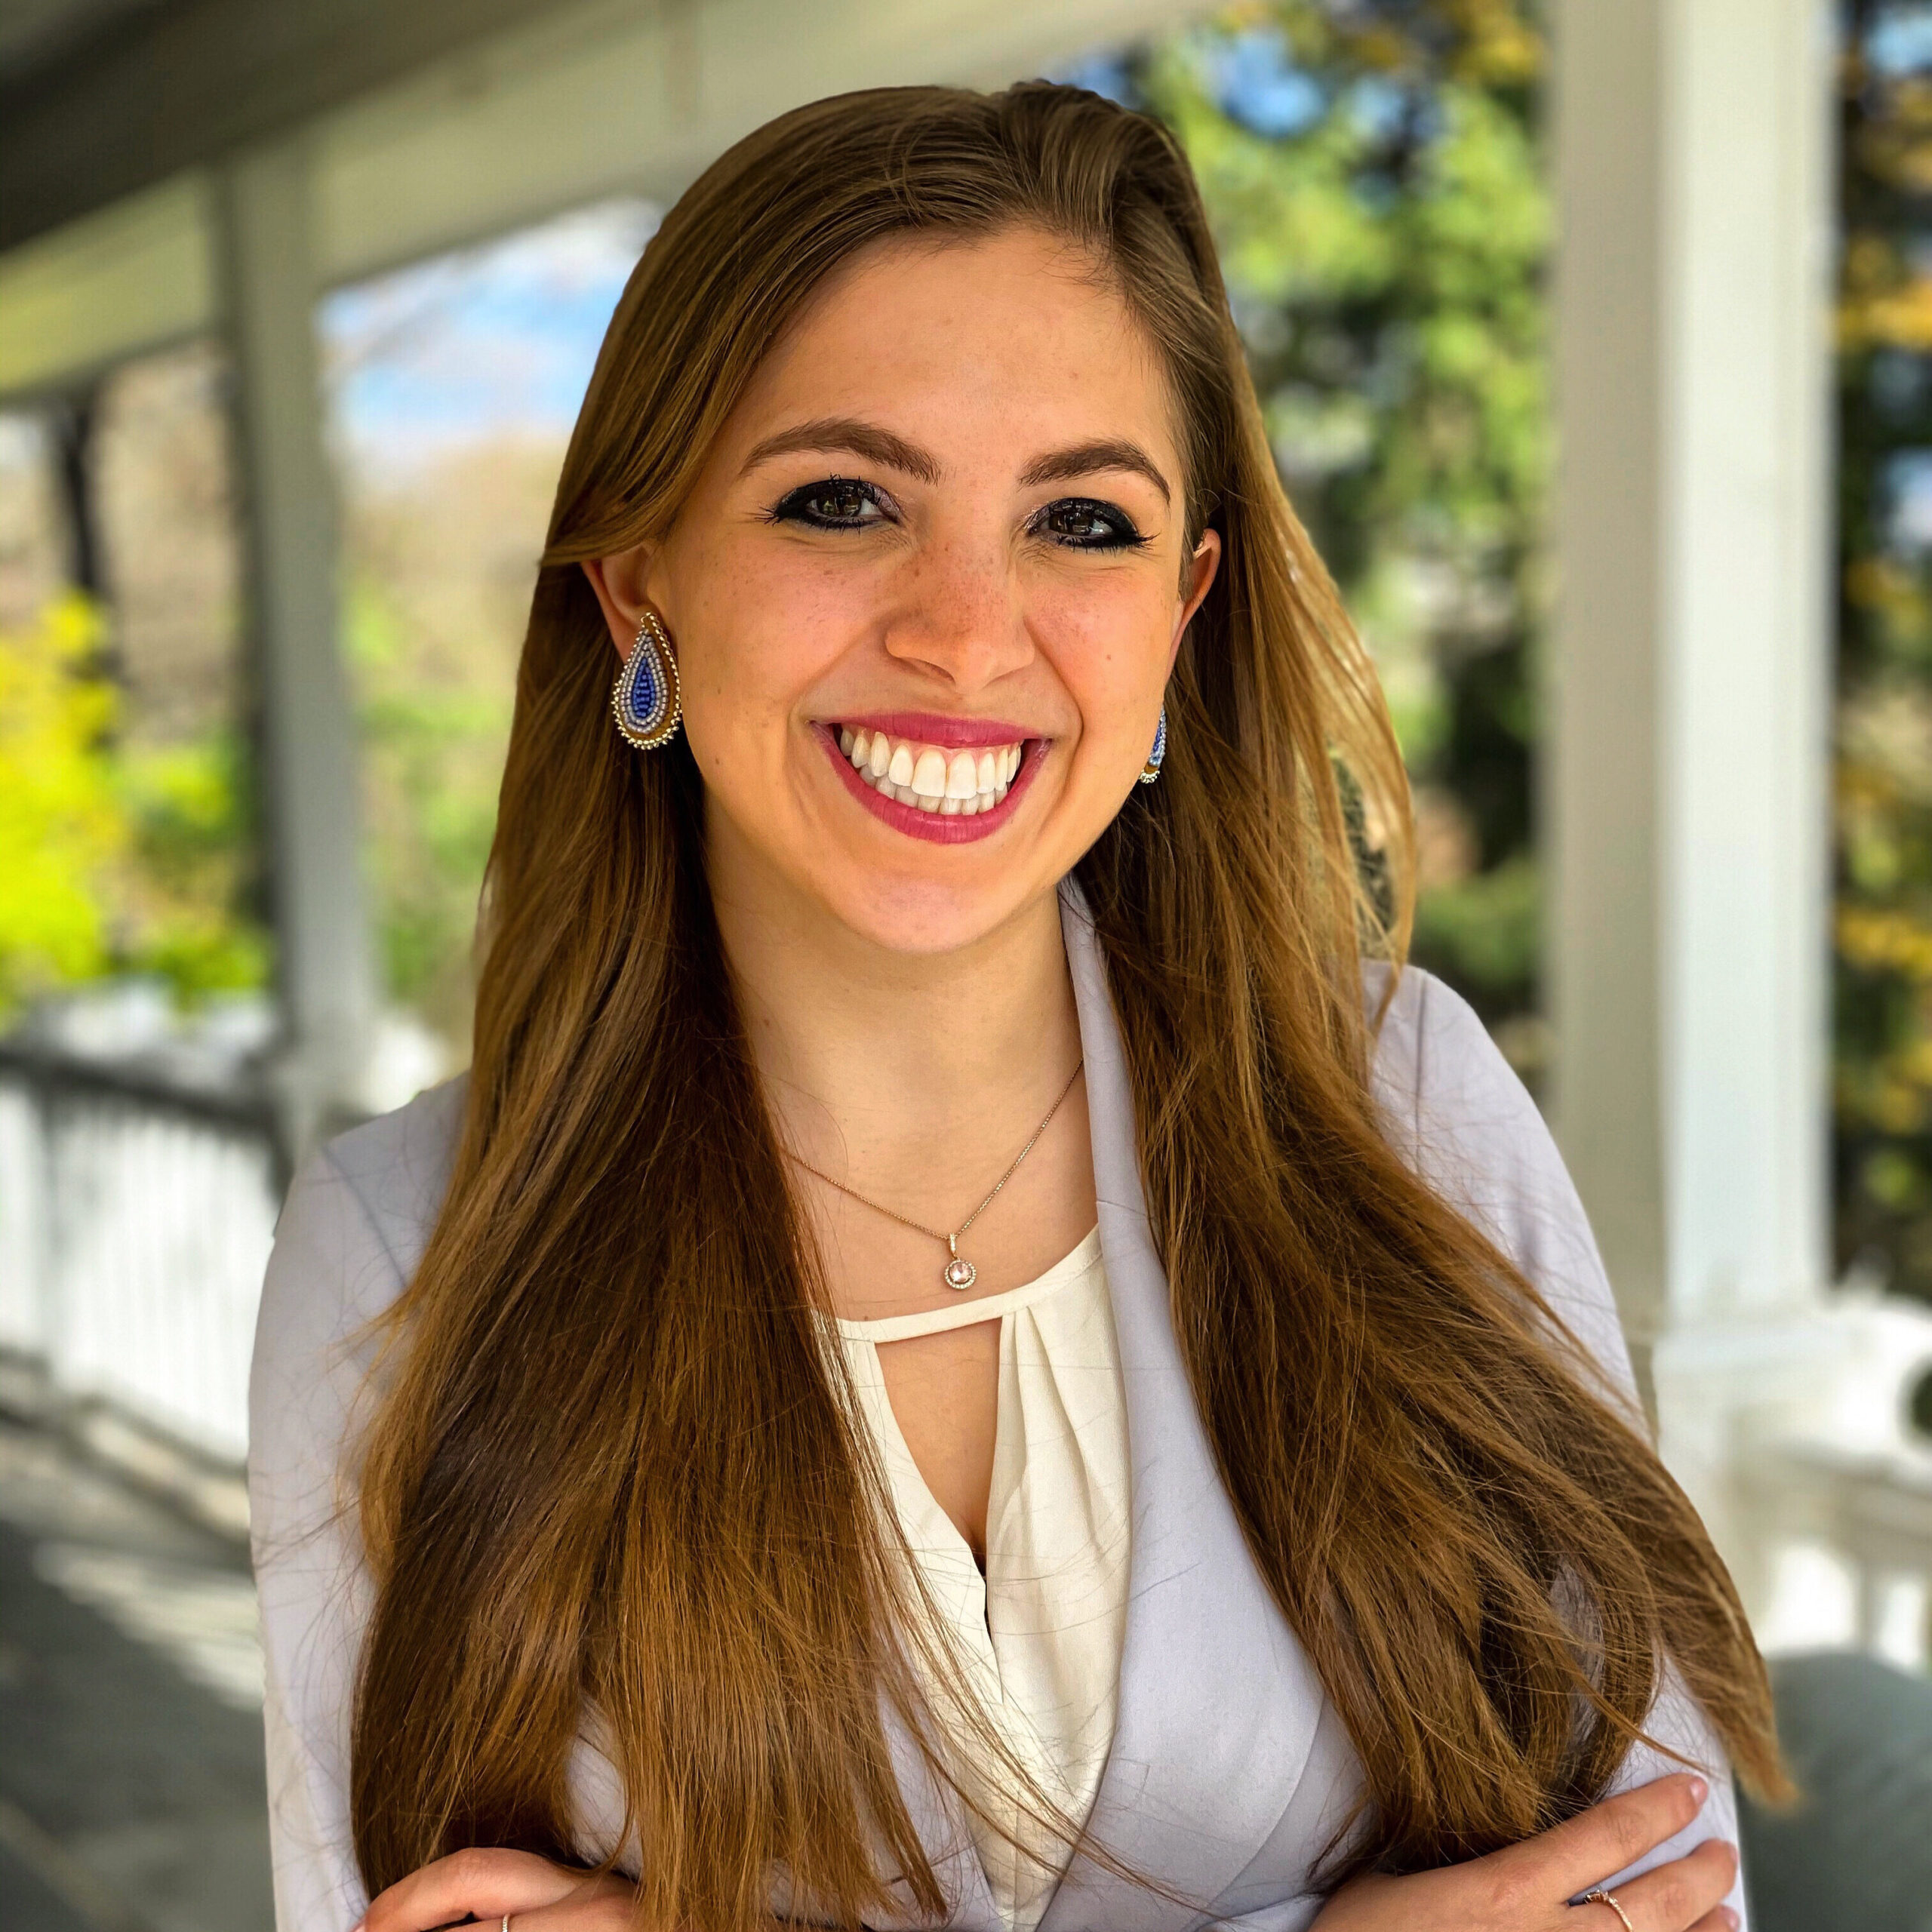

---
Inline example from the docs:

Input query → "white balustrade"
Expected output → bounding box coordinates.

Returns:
[0,1057,279,1464]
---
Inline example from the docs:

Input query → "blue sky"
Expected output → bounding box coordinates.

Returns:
[1870,4,1932,75]
[319,200,660,473]
[319,42,1149,472]
[309,23,1450,475]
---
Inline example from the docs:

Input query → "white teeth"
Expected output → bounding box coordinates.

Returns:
[911,749,948,798]
[946,750,978,799]
[837,728,1026,817]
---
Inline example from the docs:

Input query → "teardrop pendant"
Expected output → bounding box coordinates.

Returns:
[1139,704,1167,783]
[611,611,682,750]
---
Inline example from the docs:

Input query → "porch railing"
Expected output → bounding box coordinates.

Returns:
[0,1044,282,1465]
[2,1032,1930,1664]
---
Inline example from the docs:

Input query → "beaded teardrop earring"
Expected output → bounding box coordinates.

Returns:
[610,610,682,750]
[1139,705,1168,784]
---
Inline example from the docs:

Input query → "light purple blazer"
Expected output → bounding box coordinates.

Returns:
[248,888,1746,1932]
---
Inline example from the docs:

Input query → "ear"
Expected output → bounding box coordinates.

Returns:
[1168,530,1223,674]
[582,546,658,662]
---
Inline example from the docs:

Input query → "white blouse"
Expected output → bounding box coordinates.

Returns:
[831,1228,1129,1932]
[248,928,1746,1931]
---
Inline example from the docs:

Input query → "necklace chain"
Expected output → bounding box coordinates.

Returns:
[785,1057,1084,1289]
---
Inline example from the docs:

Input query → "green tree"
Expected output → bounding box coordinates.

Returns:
[1132,0,1550,1069]
[0,587,267,1020]
[0,592,124,1014]
[1832,2,1932,1298]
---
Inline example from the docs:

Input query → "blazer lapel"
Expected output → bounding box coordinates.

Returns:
[870,1697,1005,1932]
[1037,886,1337,1932]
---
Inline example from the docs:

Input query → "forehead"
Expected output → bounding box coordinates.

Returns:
[721,224,1180,469]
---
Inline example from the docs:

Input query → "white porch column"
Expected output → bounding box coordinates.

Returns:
[1549,0,1837,1604]
[215,140,374,1153]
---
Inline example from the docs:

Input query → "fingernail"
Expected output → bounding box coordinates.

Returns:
[1688,1775,1709,1804]
[1721,1909,1739,1930]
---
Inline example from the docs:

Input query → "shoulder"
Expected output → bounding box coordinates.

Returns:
[1363,961,1552,1204]
[257,1073,467,1358]
[1362,964,1639,1411]
[248,1075,468,1500]
[1364,963,1540,1172]
[311,1072,470,1284]
[248,1081,465,1930]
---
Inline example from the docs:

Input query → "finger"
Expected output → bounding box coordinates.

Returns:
[508,1894,641,1932]
[1685,1911,1740,1932]
[1489,1773,1709,1898]
[360,1847,626,1932]
[1577,1838,1738,1932]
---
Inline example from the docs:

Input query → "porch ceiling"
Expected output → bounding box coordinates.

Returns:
[0,0,566,251]
[0,0,1194,404]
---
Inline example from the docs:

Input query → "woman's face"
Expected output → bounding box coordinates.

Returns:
[587,224,1220,955]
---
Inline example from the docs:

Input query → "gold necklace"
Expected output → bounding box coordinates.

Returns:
[786,1058,1084,1291]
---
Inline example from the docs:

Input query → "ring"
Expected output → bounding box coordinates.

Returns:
[1580,1889,1634,1932]
[502,1917,512,1932]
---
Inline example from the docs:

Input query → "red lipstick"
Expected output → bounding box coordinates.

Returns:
[831,711,1033,750]
[816,724,1045,844]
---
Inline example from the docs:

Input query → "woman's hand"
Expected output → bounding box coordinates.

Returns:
[1310,1774,1738,1932]
[355,1847,635,1932]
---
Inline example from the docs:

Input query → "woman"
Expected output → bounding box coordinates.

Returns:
[250,82,1783,1932]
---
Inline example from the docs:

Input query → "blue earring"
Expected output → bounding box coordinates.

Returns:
[611,609,681,750]
[1139,705,1168,784]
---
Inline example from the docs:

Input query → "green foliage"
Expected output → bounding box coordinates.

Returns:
[1139,0,1549,1051]
[0,590,267,1020]
[115,732,272,999]
[1412,851,1538,991]
[343,573,513,1041]
[1831,5,1932,1297]
[0,592,122,1012]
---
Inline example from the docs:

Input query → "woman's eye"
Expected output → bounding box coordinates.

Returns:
[1034,498,1148,549]
[771,478,889,528]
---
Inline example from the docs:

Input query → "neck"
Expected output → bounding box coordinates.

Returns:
[705,821,1082,1191]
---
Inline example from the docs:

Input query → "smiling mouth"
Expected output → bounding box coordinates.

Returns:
[818,720,1043,844]
[834,724,1026,815]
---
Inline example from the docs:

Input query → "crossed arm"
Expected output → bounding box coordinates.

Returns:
[355,1774,1735,1932]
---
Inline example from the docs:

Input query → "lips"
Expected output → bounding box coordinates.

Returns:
[836,724,1022,815]
[818,721,1044,844]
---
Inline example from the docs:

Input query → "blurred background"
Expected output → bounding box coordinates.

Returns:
[2,0,1930,1926]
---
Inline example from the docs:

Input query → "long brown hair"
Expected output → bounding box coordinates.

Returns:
[350,82,1784,1927]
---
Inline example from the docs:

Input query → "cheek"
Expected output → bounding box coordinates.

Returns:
[675,544,858,743]
[1028,568,1174,752]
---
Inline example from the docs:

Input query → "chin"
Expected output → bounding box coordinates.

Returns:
[816,866,1047,957]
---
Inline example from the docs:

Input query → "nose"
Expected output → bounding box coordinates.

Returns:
[880,531,1034,694]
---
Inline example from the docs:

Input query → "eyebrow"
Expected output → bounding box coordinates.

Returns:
[740,417,943,485]
[1019,438,1171,506]
[740,417,1173,505]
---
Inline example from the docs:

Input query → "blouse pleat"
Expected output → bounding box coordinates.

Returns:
[832,1229,1130,1932]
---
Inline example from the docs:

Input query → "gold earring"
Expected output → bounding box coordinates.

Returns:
[611,609,681,750]
[1139,705,1168,783]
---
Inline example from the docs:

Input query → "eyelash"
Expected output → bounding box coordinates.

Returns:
[766,478,1151,551]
